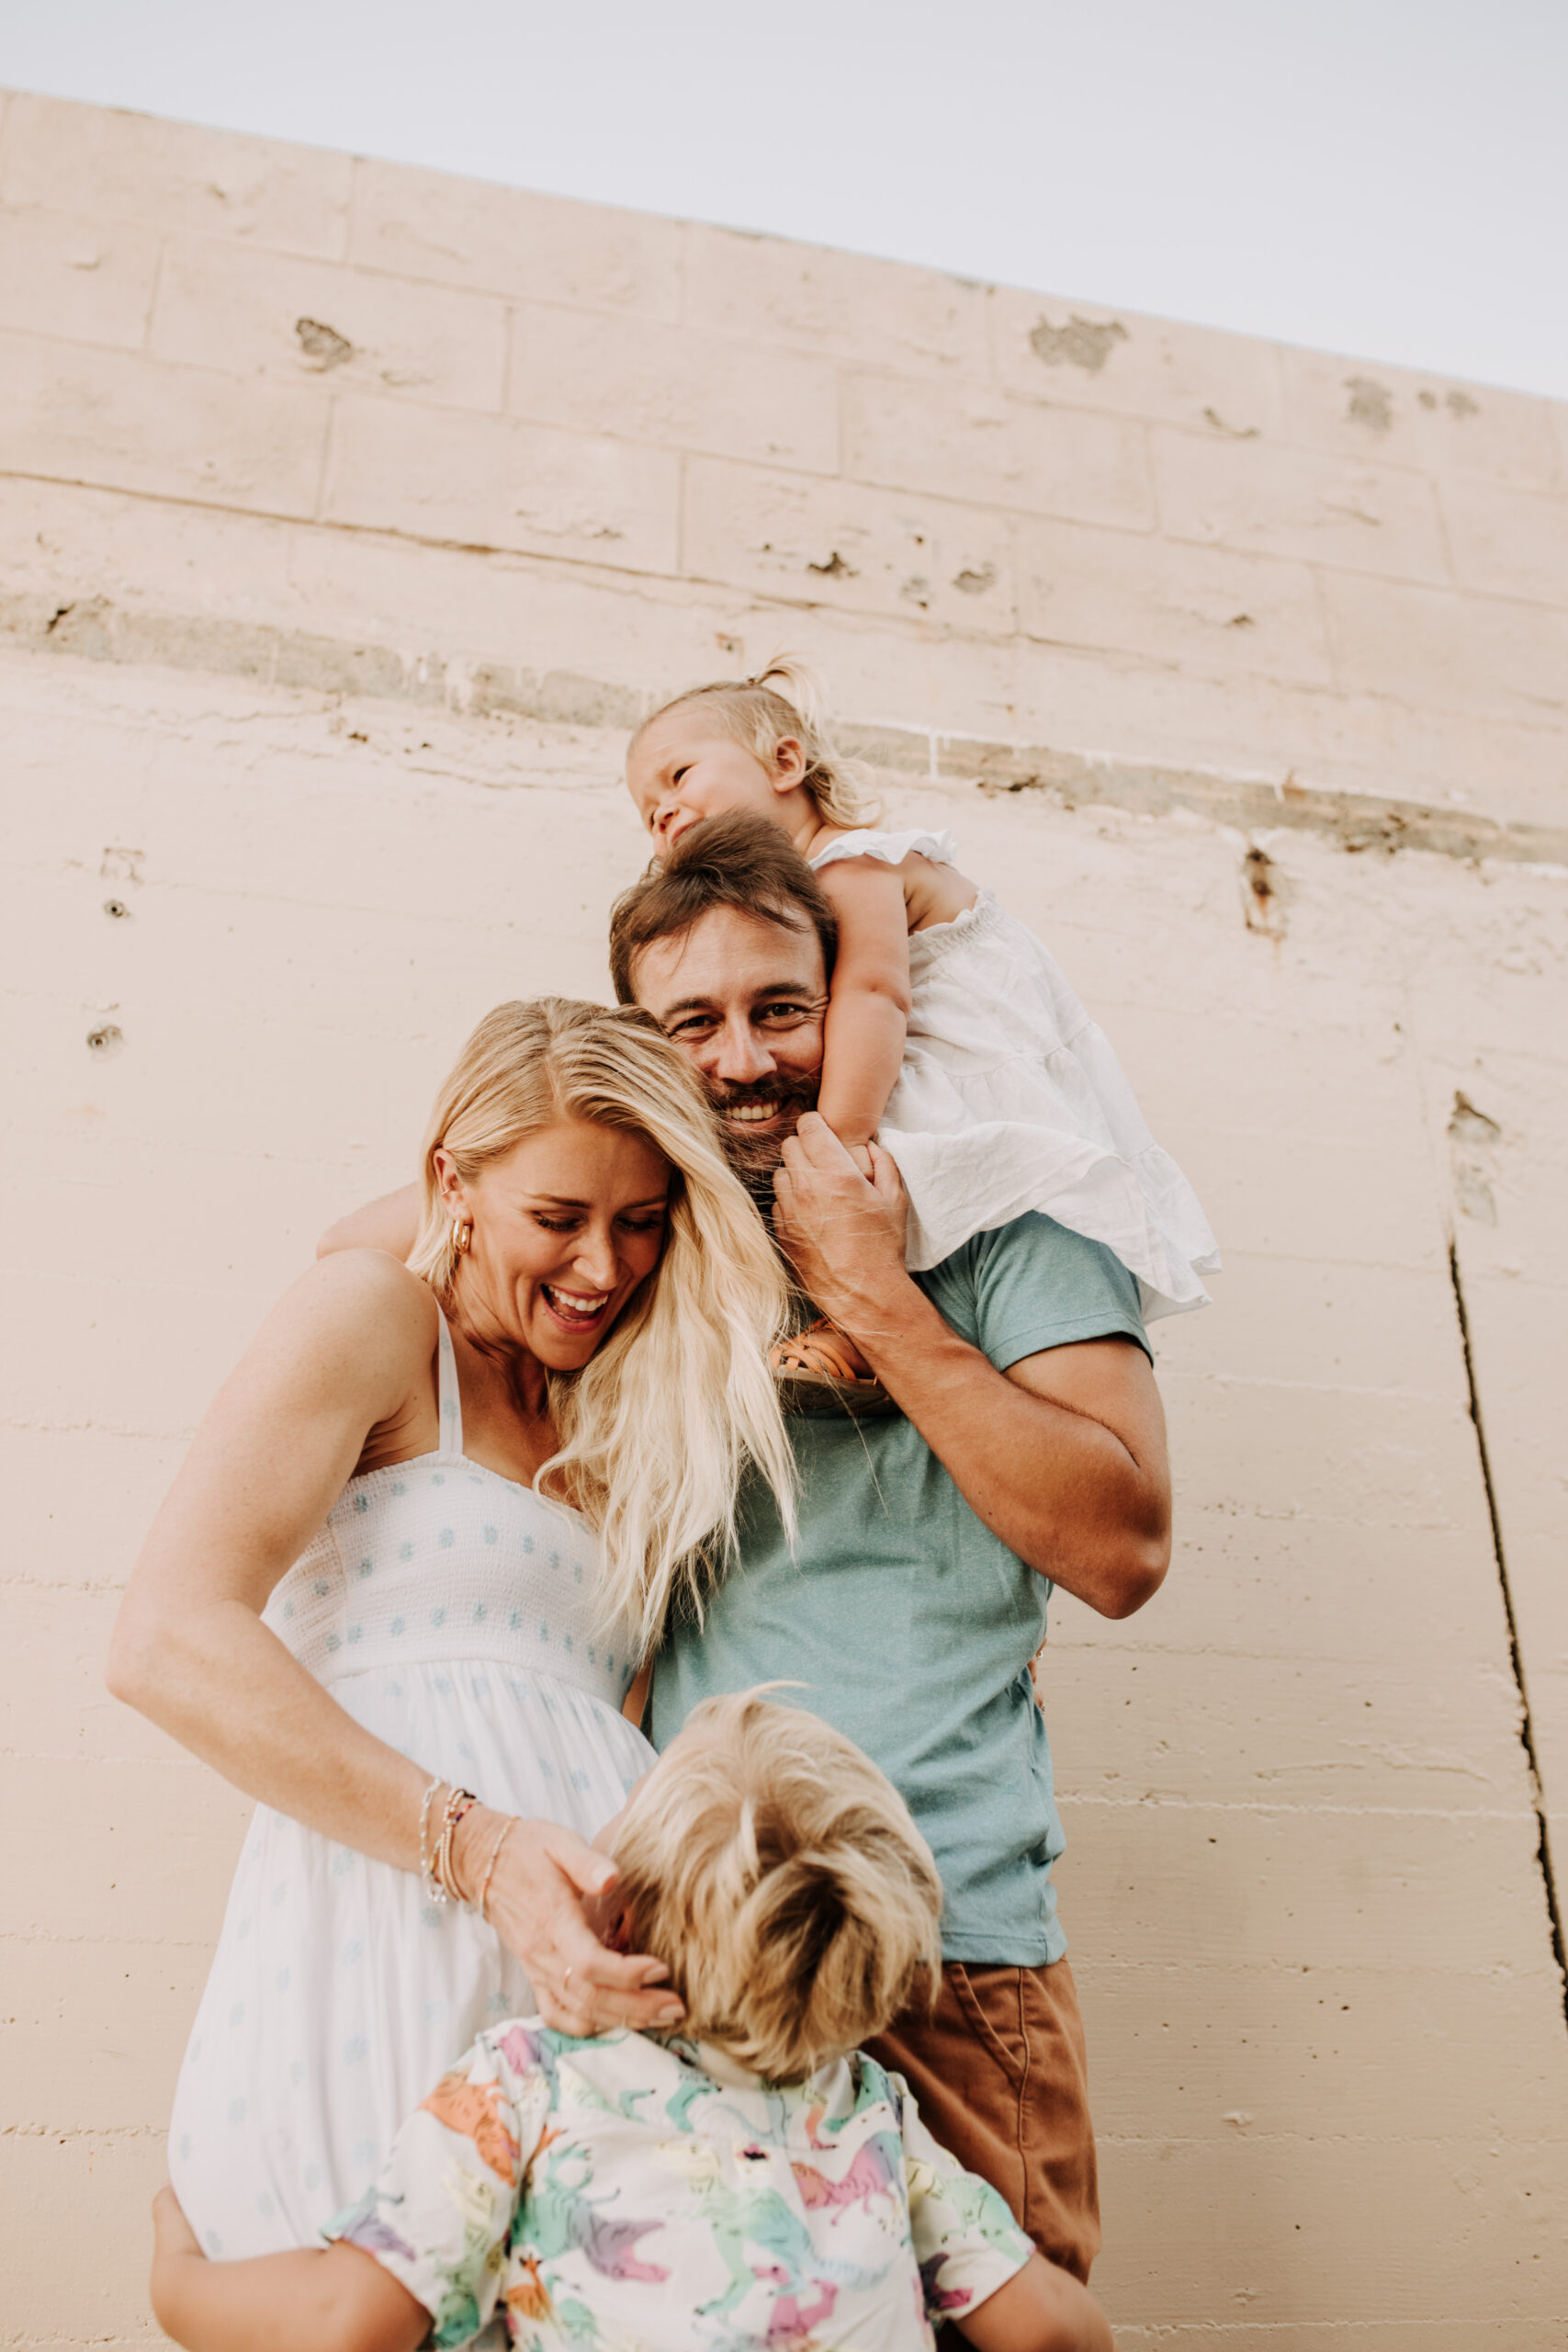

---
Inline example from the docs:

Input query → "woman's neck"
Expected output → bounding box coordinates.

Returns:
[447,1304,550,1419]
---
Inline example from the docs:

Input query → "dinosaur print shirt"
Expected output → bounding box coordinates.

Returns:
[326,2018,1033,2350]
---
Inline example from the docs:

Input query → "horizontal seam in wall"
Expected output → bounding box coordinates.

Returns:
[1059,1793,1531,1818]
[4,572,1567,865]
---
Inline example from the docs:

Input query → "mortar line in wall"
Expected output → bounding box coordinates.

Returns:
[8,579,1568,870]
[1448,1238,1568,2030]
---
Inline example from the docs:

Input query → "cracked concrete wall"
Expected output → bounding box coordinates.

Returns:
[2,86,1566,2351]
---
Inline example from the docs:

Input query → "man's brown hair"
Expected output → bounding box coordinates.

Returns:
[607,811,838,1006]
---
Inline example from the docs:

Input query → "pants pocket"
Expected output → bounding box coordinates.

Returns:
[948,1962,1028,2090]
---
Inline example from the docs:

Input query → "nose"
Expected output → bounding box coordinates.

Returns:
[570,1226,620,1292]
[652,797,681,846]
[702,1012,775,1085]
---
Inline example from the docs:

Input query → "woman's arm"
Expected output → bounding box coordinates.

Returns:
[108,1250,437,1857]
[151,2189,426,2352]
[812,856,914,1152]
[317,1182,422,1261]
[107,1252,682,2032]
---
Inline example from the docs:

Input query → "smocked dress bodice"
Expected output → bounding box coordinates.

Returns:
[265,1335,638,1709]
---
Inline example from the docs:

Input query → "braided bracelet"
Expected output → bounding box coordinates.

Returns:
[417,1775,445,1901]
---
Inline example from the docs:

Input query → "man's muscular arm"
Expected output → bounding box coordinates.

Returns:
[772,1114,1170,1619]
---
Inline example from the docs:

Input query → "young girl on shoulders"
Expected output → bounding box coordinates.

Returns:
[626,659,1217,1379]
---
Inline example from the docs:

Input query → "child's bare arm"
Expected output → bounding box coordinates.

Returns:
[956,2251,1115,2352]
[813,857,913,1151]
[317,1182,422,1261]
[150,2188,428,2352]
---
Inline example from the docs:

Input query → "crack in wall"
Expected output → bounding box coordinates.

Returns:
[1448,1240,1568,2028]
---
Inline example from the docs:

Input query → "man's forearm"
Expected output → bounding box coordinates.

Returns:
[769,1114,1170,1615]
[835,1267,1168,1616]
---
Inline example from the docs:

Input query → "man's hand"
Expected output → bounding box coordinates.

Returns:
[772,1113,908,1334]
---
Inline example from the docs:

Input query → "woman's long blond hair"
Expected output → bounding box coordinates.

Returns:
[638,654,881,829]
[406,999,796,1658]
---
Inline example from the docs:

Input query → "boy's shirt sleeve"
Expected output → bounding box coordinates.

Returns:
[324,2025,550,2349]
[896,2075,1034,2324]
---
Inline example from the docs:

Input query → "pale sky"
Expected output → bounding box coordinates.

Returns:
[3,0,1564,401]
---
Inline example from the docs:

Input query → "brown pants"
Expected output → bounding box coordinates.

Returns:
[864,1957,1100,2284]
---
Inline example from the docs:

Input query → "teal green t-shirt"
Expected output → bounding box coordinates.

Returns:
[649,1213,1149,1964]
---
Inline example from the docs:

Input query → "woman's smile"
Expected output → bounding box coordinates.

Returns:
[538,1281,614,1333]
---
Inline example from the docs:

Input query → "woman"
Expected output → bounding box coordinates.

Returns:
[107,998,796,2260]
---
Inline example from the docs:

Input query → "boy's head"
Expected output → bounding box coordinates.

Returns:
[626,656,878,861]
[608,1691,942,2083]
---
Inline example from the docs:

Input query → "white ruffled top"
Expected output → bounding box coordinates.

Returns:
[809,827,1218,1316]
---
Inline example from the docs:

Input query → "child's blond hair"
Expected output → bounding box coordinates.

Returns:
[612,1690,942,2082]
[637,656,881,830]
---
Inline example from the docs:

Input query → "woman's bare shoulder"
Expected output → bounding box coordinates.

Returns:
[254,1250,439,1390]
[293,1245,433,1314]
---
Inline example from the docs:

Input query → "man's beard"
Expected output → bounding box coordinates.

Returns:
[707,1073,819,1205]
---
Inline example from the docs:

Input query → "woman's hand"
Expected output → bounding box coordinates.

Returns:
[458,1807,684,2039]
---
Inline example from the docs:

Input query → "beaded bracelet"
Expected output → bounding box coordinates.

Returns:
[421,1778,481,1909]
[432,1785,479,1905]
[477,1815,518,1921]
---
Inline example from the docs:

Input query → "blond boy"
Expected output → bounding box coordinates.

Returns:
[151,1694,1113,2352]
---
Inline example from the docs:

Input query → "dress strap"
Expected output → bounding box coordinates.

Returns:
[434,1307,465,1457]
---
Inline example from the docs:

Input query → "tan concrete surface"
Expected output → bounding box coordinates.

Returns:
[2,86,1565,2350]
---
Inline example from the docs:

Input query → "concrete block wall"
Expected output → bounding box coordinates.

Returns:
[2,87,1565,2348]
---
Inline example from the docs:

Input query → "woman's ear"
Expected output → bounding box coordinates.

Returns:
[432,1148,471,1225]
[770,736,807,793]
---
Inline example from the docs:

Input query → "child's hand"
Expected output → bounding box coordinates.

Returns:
[845,1144,876,1180]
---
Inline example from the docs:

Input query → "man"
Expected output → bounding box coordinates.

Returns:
[607,814,1171,2282]
[322,811,1170,2282]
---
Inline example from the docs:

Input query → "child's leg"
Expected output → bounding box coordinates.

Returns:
[955,2250,1115,2352]
[770,1318,878,1384]
[151,2187,428,2352]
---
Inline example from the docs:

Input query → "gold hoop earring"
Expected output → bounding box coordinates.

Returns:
[451,1217,472,1257]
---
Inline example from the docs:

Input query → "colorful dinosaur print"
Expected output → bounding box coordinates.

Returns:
[790,2129,903,2220]
[421,2065,522,2187]
[333,2018,1032,2348]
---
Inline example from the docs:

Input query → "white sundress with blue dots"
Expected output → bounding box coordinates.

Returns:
[167,1309,655,2264]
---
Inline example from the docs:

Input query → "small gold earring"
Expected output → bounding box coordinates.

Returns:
[451,1217,472,1257]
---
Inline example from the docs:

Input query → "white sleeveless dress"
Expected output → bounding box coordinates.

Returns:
[812,827,1219,1317]
[167,1313,656,2261]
